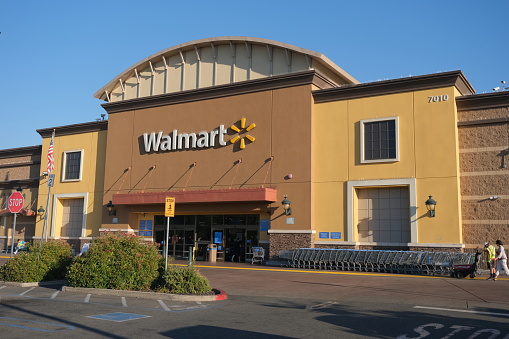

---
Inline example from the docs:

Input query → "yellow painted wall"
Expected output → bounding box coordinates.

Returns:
[312,86,462,245]
[36,129,107,239]
[312,100,348,236]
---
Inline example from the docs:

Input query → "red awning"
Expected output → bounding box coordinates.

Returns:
[112,187,277,205]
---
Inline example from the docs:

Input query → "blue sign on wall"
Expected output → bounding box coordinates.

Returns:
[140,220,146,230]
[331,232,341,239]
[319,232,329,239]
[260,220,270,231]
[214,231,223,244]
[145,220,153,230]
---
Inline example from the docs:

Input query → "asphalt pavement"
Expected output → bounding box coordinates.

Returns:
[1,256,509,338]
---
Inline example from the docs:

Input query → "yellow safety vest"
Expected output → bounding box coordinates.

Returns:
[486,245,496,261]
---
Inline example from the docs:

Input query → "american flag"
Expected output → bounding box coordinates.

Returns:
[47,130,55,174]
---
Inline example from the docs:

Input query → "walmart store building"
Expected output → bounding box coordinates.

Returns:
[28,37,508,260]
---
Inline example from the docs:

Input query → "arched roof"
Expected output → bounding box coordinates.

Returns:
[94,37,359,102]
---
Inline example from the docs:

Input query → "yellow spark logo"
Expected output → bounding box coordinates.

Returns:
[230,118,256,149]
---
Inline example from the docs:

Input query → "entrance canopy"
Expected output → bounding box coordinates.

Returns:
[112,187,277,205]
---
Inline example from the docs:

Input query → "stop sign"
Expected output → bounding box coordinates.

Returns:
[8,192,24,214]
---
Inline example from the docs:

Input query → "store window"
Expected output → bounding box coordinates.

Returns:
[62,150,83,181]
[360,117,399,163]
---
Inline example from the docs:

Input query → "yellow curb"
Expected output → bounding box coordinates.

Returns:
[178,264,447,279]
[182,264,509,280]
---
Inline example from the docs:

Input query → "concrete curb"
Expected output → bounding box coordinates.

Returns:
[0,280,227,301]
[1,280,67,287]
[61,286,227,301]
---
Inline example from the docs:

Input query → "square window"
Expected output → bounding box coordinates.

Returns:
[62,150,83,181]
[360,117,399,163]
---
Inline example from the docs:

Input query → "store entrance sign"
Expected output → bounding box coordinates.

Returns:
[143,125,227,153]
[165,197,175,217]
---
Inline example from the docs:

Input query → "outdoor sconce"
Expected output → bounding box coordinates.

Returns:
[107,200,116,216]
[37,206,45,220]
[425,196,437,217]
[281,195,292,215]
[16,186,23,192]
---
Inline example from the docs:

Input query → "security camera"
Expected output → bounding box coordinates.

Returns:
[42,171,48,176]
[502,81,506,84]
[493,87,500,91]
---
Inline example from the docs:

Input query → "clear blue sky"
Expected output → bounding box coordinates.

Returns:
[1,1,508,150]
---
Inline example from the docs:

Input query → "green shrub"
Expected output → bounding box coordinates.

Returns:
[153,266,212,294]
[66,233,161,291]
[0,240,72,283]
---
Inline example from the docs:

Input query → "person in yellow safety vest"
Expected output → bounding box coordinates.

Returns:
[484,241,496,280]
[14,239,25,254]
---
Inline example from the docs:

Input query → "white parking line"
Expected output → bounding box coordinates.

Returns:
[414,306,509,317]
[19,287,35,296]
[50,290,60,299]
[0,286,6,290]
[84,294,91,303]
[121,297,127,307]
[157,300,171,311]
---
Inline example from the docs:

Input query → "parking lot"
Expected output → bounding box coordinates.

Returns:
[1,260,508,338]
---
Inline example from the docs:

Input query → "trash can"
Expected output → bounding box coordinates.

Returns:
[207,244,217,263]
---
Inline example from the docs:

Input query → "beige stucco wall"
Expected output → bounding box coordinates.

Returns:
[312,86,463,246]
[36,129,107,240]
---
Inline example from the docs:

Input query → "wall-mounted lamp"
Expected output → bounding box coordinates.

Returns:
[425,195,437,217]
[281,195,292,215]
[107,200,116,216]
[16,186,23,192]
[37,206,45,220]
[142,212,147,217]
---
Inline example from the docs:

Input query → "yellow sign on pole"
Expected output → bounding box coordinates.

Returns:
[165,197,175,217]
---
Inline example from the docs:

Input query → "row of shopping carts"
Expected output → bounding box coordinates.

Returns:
[278,248,476,276]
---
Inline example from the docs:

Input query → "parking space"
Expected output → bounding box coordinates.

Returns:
[0,284,220,313]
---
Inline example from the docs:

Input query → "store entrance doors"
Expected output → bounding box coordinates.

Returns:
[225,229,245,262]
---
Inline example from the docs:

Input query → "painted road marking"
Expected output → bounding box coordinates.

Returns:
[0,286,6,290]
[158,300,171,311]
[190,264,449,279]
[306,301,337,310]
[50,290,60,299]
[414,306,509,317]
[121,297,127,307]
[88,312,151,322]
[0,286,222,313]
[0,316,75,332]
[19,287,35,296]
[397,323,507,338]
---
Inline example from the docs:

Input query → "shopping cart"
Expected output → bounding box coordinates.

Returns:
[251,247,265,265]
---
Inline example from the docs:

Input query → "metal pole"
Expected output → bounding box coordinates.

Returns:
[10,213,17,258]
[164,216,170,274]
[40,184,52,246]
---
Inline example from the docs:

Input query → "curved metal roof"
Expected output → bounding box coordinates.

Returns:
[94,36,358,102]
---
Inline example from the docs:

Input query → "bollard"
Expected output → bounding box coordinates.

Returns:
[188,246,193,267]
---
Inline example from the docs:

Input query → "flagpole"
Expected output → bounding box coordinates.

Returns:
[41,129,55,247]
[42,185,52,242]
